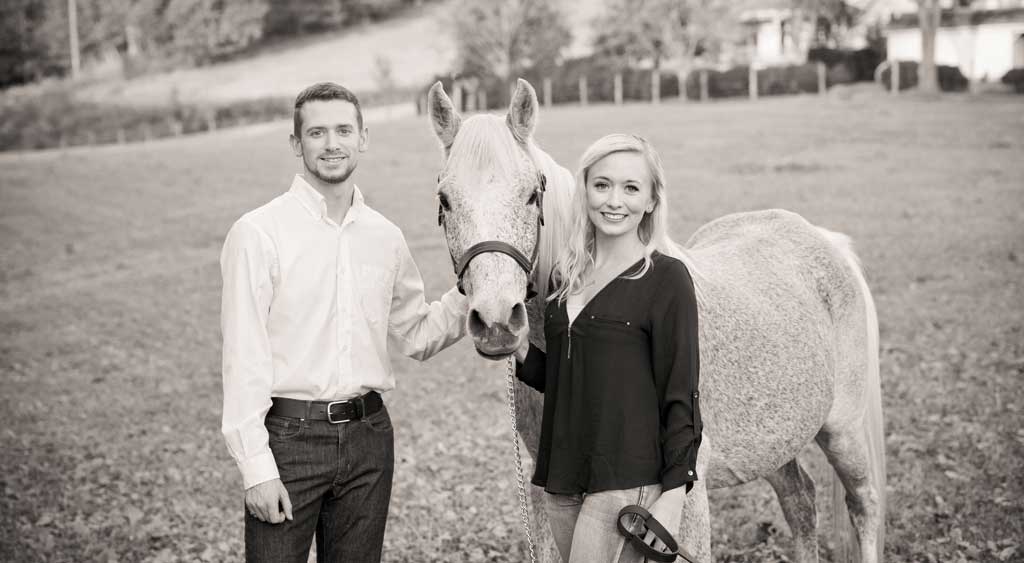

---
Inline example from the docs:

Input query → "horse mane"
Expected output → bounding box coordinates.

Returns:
[441,114,574,304]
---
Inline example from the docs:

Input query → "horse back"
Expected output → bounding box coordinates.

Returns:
[685,210,867,487]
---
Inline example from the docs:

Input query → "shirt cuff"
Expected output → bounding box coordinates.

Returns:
[440,286,468,316]
[238,450,280,490]
[660,441,700,492]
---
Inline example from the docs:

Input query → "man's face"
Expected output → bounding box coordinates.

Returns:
[290,100,368,185]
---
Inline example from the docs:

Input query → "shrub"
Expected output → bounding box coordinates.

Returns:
[419,57,680,113]
[878,61,969,92]
[683,63,832,100]
[1001,68,1024,94]
[808,47,883,82]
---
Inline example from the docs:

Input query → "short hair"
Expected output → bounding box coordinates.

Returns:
[293,82,363,137]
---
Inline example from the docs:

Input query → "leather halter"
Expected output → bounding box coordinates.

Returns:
[438,173,546,299]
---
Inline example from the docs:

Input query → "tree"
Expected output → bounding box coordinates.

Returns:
[448,0,572,87]
[916,0,941,94]
[591,0,740,72]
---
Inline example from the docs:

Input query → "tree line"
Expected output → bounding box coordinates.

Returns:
[0,0,434,88]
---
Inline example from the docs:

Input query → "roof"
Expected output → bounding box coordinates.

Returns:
[887,7,1024,29]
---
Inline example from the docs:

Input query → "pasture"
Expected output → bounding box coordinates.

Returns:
[1,88,1022,562]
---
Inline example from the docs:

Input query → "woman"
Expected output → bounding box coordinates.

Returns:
[514,134,702,562]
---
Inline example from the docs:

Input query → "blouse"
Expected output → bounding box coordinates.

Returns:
[516,252,702,494]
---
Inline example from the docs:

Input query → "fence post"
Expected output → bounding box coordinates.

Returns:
[817,61,827,95]
[465,83,477,112]
[699,69,709,102]
[891,61,900,95]
[614,72,623,105]
[477,89,487,111]
[452,82,463,111]
[651,71,660,104]
[116,129,126,144]
[748,65,758,100]
[205,109,217,132]
[85,131,96,145]
[579,75,588,106]
[542,77,552,107]
[141,122,152,141]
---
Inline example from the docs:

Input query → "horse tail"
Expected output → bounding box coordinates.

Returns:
[819,227,886,563]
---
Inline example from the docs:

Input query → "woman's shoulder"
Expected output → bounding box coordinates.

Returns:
[651,252,693,283]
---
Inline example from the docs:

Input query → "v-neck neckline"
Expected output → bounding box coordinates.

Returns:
[568,255,647,317]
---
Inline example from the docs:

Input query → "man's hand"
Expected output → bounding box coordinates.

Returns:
[245,478,293,524]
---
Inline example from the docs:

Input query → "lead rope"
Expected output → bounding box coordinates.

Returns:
[505,356,539,563]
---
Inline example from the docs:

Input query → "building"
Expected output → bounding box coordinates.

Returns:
[886,2,1024,82]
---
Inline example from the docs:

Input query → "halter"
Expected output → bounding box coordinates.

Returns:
[437,173,546,300]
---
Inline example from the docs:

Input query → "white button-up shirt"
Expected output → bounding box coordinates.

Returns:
[220,175,467,489]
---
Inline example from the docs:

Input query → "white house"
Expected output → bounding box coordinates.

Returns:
[886,3,1024,82]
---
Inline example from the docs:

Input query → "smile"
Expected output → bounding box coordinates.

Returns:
[601,212,628,222]
[321,156,346,163]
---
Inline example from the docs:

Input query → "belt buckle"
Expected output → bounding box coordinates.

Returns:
[326,400,352,424]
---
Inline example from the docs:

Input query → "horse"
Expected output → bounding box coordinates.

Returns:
[425,79,886,563]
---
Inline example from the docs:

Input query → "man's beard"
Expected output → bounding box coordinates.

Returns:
[306,154,353,184]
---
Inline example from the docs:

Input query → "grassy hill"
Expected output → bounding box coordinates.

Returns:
[72,3,457,107]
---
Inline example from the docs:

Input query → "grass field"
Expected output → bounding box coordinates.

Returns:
[1,89,1022,562]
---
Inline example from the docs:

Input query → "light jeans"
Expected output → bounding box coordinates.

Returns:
[544,483,663,563]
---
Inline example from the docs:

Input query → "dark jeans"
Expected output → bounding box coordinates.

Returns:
[245,405,395,563]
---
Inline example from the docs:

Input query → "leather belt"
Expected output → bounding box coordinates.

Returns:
[268,392,383,424]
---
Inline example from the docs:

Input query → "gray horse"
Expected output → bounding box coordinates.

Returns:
[426,79,885,563]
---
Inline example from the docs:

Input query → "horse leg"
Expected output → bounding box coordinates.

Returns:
[765,459,819,563]
[815,426,882,563]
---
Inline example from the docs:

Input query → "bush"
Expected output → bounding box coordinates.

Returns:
[1001,68,1024,94]
[419,56,680,113]
[0,86,298,152]
[683,63,834,101]
[878,61,969,92]
[808,47,884,82]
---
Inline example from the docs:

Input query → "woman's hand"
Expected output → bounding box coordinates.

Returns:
[643,487,685,553]
[513,338,530,363]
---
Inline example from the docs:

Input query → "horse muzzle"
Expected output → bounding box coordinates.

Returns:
[467,299,528,359]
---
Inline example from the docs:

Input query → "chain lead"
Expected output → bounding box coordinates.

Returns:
[506,356,539,563]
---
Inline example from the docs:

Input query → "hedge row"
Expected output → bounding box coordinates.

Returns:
[1001,68,1024,93]
[682,63,852,100]
[878,61,969,92]
[0,86,420,152]
[807,47,884,83]
[423,56,680,112]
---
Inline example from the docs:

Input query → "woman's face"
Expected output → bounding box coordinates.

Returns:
[585,151,655,242]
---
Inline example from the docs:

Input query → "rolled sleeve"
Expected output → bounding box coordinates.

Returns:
[220,219,279,490]
[651,262,702,492]
[387,237,468,360]
[515,343,546,392]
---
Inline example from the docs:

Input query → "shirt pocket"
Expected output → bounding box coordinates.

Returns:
[356,265,394,327]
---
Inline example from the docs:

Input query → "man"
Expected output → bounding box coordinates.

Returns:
[220,82,467,562]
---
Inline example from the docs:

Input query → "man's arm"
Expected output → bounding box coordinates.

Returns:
[220,219,280,489]
[387,236,468,360]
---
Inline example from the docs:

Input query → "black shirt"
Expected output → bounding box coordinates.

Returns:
[516,252,702,494]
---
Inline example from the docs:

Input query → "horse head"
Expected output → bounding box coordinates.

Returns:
[427,79,557,359]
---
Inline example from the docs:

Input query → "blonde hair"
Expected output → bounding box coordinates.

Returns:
[550,133,703,304]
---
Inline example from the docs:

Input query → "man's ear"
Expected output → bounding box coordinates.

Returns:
[289,134,302,157]
[359,127,369,152]
[427,81,461,153]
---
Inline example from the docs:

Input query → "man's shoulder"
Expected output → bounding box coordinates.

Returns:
[359,204,405,240]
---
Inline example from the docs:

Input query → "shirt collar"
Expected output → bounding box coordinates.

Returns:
[288,174,365,225]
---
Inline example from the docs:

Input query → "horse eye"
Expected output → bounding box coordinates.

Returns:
[438,192,451,211]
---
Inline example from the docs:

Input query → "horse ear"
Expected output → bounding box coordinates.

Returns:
[506,78,537,144]
[428,81,461,152]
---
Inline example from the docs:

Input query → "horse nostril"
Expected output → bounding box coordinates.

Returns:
[468,309,488,337]
[509,302,527,332]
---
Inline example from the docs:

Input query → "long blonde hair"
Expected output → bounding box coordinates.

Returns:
[550,133,703,304]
